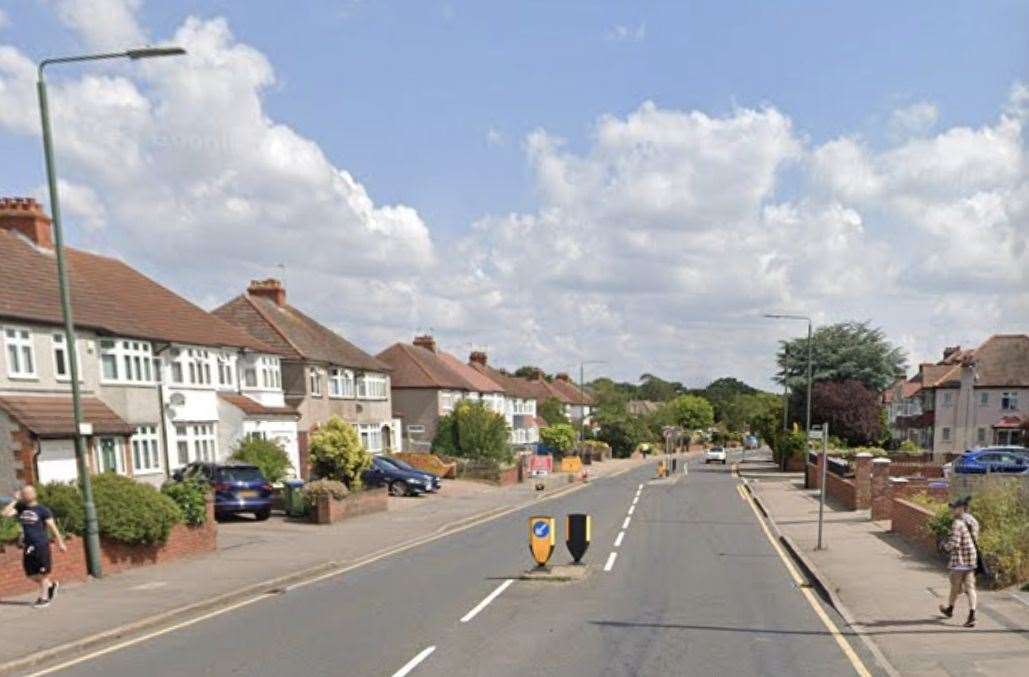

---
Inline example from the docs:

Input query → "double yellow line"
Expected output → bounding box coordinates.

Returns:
[737,480,872,677]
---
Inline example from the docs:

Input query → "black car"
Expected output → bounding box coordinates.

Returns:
[362,456,434,496]
[384,456,441,492]
[173,462,274,520]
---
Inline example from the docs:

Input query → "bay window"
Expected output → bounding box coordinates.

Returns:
[99,339,154,384]
[357,373,387,399]
[358,424,383,453]
[329,367,355,398]
[175,423,217,464]
[1001,391,1019,411]
[131,425,161,473]
[259,356,281,389]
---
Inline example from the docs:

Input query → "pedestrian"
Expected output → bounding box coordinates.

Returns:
[1,485,67,608]
[938,496,979,628]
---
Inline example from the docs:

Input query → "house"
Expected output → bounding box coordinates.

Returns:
[213,279,397,469]
[883,376,927,446]
[376,335,505,451]
[0,198,298,490]
[467,351,540,445]
[548,373,595,424]
[627,400,661,416]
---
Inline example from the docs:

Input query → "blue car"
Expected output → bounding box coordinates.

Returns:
[362,456,435,496]
[174,462,274,520]
[952,447,1029,475]
[384,456,441,492]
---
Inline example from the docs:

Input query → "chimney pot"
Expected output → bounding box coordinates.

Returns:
[0,197,54,248]
[469,351,487,366]
[413,335,437,353]
[247,278,286,306]
[556,373,570,382]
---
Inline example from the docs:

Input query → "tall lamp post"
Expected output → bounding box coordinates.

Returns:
[764,313,814,438]
[37,46,186,577]
[577,360,606,442]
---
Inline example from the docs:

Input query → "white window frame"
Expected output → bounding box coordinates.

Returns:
[406,424,426,435]
[131,425,162,474]
[217,354,235,388]
[357,373,387,400]
[1000,391,1019,411]
[979,392,989,407]
[99,338,155,385]
[96,436,124,474]
[175,423,217,464]
[976,427,986,444]
[51,332,80,381]
[309,367,322,396]
[259,356,281,389]
[358,423,384,453]
[329,367,355,398]
[3,326,36,379]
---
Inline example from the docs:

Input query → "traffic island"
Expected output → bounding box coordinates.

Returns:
[520,563,591,582]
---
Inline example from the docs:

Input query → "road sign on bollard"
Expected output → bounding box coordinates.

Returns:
[529,516,555,568]
[566,514,591,564]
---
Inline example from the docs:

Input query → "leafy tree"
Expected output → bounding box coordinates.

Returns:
[638,374,681,402]
[540,423,577,456]
[661,394,715,431]
[309,416,373,488]
[722,392,782,433]
[432,401,511,463]
[596,414,653,458]
[538,396,568,426]
[776,321,907,392]
[231,437,294,483]
[698,377,758,422]
[514,366,546,380]
[749,397,785,446]
[809,380,884,446]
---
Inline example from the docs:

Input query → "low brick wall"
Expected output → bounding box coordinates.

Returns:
[310,488,388,524]
[825,472,857,510]
[0,501,217,598]
[460,463,521,485]
[784,456,806,472]
[890,498,939,555]
[888,462,944,479]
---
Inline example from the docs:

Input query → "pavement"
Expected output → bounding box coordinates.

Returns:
[739,453,1029,677]
[12,449,887,677]
[0,457,641,673]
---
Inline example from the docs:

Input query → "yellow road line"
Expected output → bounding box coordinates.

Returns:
[739,482,871,677]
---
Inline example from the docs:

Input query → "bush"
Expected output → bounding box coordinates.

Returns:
[92,473,182,545]
[772,428,807,464]
[0,516,19,544]
[540,424,577,457]
[309,416,373,488]
[231,437,294,483]
[161,480,208,526]
[38,482,86,536]
[538,397,568,426]
[596,415,653,458]
[302,479,349,510]
[432,401,511,464]
[897,439,923,455]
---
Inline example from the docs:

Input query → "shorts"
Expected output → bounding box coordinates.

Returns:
[22,543,52,577]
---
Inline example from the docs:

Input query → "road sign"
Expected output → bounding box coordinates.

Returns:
[529,516,555,568]
[807,427,823,440]
[566,514,591,564]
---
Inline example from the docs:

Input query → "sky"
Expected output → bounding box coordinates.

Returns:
[0,0,1027,390]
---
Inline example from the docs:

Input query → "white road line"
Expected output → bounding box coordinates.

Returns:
[392,646,437,677]
[603,552,618,572]
[460,579,514,623]
[614,531,625,547]
[627,505,635,516]
[638,483,644,490]
[632,496,639,506]
[622,516,631,529]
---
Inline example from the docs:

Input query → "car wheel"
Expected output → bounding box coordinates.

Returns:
[389,480,409,497]
[254,508,271,521]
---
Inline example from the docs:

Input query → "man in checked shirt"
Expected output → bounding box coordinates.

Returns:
[938,496,980,628]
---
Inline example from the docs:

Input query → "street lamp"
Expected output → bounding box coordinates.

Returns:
[577,360,606,442]
[764,313,814,438]
[37,45,186,577]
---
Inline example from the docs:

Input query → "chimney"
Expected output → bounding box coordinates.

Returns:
[942,345,961,362]
[0,197,53,248]
[247,278,286,306]
[555,373,570,382]
[469,351,487,366]
[413,335,437,353]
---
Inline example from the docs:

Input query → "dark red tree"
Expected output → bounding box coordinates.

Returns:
[810,379,883,446]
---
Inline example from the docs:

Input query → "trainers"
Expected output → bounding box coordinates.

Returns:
[33,597,49,608]
[938,604,954,618]
[48,581,59,601]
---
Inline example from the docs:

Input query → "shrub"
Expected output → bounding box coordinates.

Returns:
[231,437,294,483]
[92,473,182,545]
[772,429,807,464]
[309,416,373,488]
[540,424,577,456]
[302,479,349,510]
[432,401,511,464]
[161,480,208,526]
[897,439,922,454]
[968,480,1029,588]
[0,516,19,544]
[538,397,568,426]
[596,415,653,458]
[38,482,86,536]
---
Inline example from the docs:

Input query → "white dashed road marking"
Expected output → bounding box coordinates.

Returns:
[392,646,437,677]
[614,531,625,547]
[604,552,618,572]
[460,579,514,623]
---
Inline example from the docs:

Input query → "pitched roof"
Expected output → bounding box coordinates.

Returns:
[549,377,594,405]
[0,395,134,437]
[0,229,275,352]
[213,294,388,372]
[217,393,299,418]
[468,362,539,399]
[524,378,566,403]
[438,353,503,393]
[377,342,479,390]
[967,335,1029,387]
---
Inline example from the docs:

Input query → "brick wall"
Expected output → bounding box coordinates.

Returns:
[0,500,217,597]
[888,462,944,478]
[824,472,857,510]
[890,498,939,555]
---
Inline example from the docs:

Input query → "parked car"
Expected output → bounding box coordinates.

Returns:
[362,456,434,496]
[950,447,1029,475]
[173,462,273,521]
[705,446,727,465]
[384,456,441,492]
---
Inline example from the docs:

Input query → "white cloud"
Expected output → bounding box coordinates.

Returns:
[51,0,147,50]
[889,101,938,137]
[606,22,646,43]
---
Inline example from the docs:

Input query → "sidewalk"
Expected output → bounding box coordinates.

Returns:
[0,457,648,670]
[742,462,1029,676]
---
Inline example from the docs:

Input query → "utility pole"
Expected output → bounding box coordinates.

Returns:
[577,360,606,442]
[813,422,829,550]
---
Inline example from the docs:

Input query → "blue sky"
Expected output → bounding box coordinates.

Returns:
[0,1,1026,387]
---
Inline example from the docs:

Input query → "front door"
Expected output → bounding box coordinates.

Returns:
[98,437,119,473]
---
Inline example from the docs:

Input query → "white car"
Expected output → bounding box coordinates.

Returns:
[705,446,727,465]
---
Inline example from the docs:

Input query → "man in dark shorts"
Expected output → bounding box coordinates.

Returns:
[2,485,67,608]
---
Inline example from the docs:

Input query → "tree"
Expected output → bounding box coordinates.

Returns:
[538,397,568,426]
[432,401,511,463]
[231,437,294,483]
[661,394,715,431]
[539,424,577,456]
[749,397,784,447]
[638,374,681,402]
[776,321,907,392]
[809,380,884,446]
[514,366,546,380]
[698,377,758,422]
[596,415,653,458]
[722,392,781,433]
[309,416,373,488]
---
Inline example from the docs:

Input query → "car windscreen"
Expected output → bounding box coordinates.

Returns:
[375,457,399,470]
[218,467,265,483]
[386,457,414,471]
[710,447,723,452]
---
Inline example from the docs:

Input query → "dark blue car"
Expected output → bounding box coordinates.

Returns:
[174,462,274,520]
[384,456,441,492]
[952,448,1029,475]
[362,456,435,496]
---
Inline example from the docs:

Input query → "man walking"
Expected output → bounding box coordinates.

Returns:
[2,486,67,608]
[938,496,979,628]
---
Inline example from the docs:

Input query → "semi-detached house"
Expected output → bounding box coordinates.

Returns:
[214,279,398,472]
[0,198,299,491]
[467,351,540,445]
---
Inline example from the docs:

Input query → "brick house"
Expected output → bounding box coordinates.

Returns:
[214,279,397,471]
[0,198,298,491]
[547,373,595,425]
[377,336,505,451]
[467,351,540,445]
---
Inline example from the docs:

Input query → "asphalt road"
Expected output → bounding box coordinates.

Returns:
[32,452,882,677]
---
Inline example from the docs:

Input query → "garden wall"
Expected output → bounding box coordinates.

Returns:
[890,498,939,556]
[824,472,856,510]
[0,500,217,598]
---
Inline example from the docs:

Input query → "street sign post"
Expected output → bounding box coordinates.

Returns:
[810,424,829,550]
[528,516,555,569]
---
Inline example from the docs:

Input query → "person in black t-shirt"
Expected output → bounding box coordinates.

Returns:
[2,485,67,608]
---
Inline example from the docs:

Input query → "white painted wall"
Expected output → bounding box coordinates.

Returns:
[37,439,78,484]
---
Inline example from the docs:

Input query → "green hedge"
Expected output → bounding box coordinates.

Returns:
[0,516,19,544]
[161,480,208,526]
[38,482,86,536]
[231,438,293,484]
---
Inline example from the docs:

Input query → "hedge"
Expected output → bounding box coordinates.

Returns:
[161,480,208,526]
